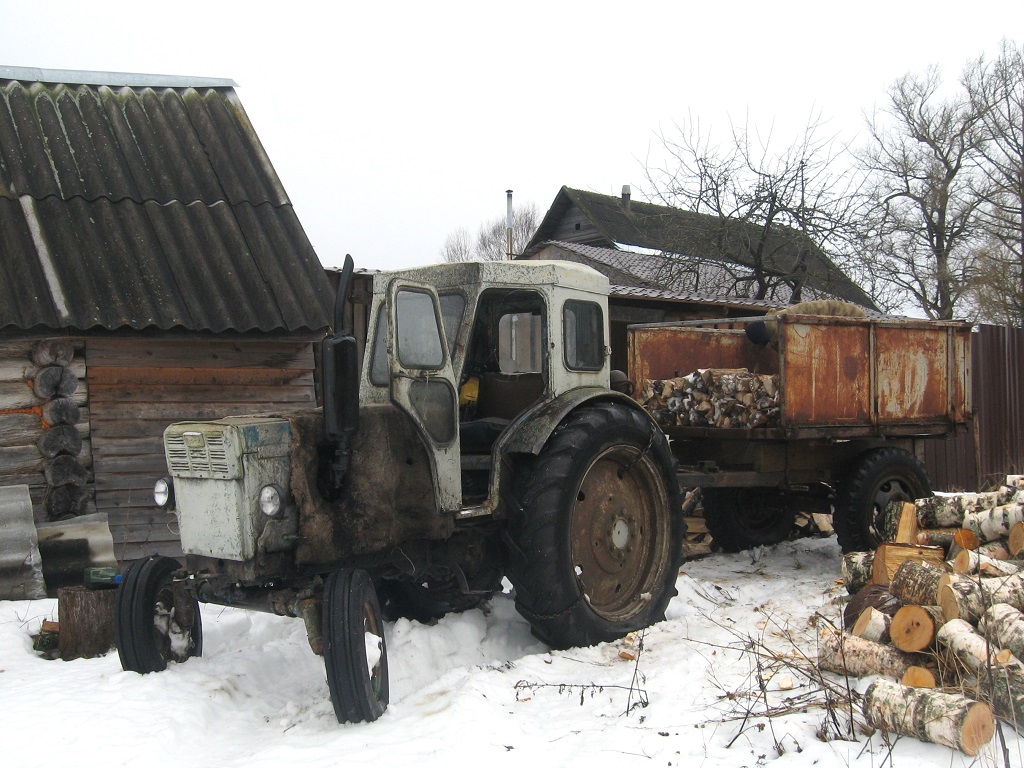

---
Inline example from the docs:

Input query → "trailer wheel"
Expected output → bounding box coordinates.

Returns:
[115,555,202,674]
[505,403,684,649]
[834,447,932,553]
[702,488,796,552]
[323,568,389,723]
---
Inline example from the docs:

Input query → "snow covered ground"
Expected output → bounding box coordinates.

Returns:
[2,536,1022,767]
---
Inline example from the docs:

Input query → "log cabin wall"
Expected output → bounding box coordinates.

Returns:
[0,336,93,523]
[85,332,319,562]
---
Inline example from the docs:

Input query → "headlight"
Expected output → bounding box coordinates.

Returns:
[154,477,174,508]
[259,484,287,517]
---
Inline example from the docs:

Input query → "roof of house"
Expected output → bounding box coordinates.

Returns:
[527,242,786,312]
[524,186,876,309]
[0,66,334,333]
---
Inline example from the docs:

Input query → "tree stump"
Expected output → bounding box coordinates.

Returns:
[863,678,994,756]
[57,585,116,660]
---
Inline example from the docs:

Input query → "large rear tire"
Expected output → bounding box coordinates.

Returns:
[504,403,684,649]
[323,568,389,723]
[115,555,202,673]
[702,488,796,552]
[834,447,932,553]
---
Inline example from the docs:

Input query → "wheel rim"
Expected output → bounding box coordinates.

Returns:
[867,474,917,542]
[362,599,385,699]
[570,445,672,622]
[153,583,196,664]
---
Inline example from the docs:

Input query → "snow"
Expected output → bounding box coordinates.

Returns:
[2,537,1022,767]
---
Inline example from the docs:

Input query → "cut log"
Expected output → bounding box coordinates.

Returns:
[978,540,1012,561]
[940,574,1024,623]
[31,365,79,399]
[842,551,874,595]
[42,397,81,427]
[917,490,1015,529]
[881,500,903,543]
[902,665,938,688]
[916,528,957,549]
[1010,521,1024,557]
[44,455,89,487]
[31,339,74,367]
[843,583,903,630]
[978,603,1024,660]
[890,604,946,652]
[964,502,1024,543]
[936,618,1022,675]
[37,424,83,459]
[57,585,116,660]
[892,502,919,544]
[889,559,945,606]
[948,528,982,562]
[953,549,1023,577]
[853,606,891,643]
[862,678,994,756]
[871,543,946,587]
[818,625,923,679]
[43,485,88,521]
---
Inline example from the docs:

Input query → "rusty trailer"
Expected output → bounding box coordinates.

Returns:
[627,314,973,553]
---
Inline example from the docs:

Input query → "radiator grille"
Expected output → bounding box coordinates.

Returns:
[165,430,238,479]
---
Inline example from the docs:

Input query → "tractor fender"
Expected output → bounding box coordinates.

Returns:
[496,387,661,458]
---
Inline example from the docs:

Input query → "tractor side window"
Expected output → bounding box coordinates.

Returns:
[438,292,466,352]
[396,289,445,369]
[369,303,388,386]
[564,300,604,371]
[498,312,542,374]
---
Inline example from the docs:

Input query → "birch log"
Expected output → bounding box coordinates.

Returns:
[917,490,1015,529]
[917,528,958,549]
[890,604,946,653]
[871,543,945,586]
[978,603,1024,660]
[818,625,923,679]
[953,549,1023,577]
[862,678,994,756]
[978,541,1012,561]
[964,502,1024,543]
[902,665,939,688]
[948,529,982,562]
[889,560,945,606]
[843,584,903,630]
[1010,522,1024,557]
[842,551,874,595]
[936,618,1023,674]
[852,606,891,643]
[940,574,1024,623]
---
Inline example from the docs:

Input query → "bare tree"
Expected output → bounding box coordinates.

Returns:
[440,204,540,262]
[858,67,989,320]
[645,112,867,304]
[964,39,1024,324]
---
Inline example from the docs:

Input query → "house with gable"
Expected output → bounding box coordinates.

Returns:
[0,66,334,594]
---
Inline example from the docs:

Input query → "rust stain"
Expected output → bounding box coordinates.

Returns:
[0,404,47,429]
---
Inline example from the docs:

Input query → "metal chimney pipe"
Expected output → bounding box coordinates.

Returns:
[621,184,631,211]
[506,189,514,259]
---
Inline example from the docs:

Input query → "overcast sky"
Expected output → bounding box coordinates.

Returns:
[2,1,1022,272]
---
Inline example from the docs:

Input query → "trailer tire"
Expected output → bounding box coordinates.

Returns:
[702,488,796,552]
[115,555,202,674]
[323,568,389,723]
[504,403,684,649]
[834,447,932,553]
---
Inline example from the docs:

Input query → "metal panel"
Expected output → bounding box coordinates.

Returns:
[874,326,950,423]
[780,321,871,426]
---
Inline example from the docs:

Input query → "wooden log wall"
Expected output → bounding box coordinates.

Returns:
[85,334,318,562]
[0,337,92,522]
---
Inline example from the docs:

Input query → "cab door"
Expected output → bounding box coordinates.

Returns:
[387,280,462,513]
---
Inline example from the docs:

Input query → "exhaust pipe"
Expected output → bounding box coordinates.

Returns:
[319,254,360,500]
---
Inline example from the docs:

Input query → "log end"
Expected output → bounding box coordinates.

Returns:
[961,701,995,756]
[900,665,937,688]
[890,605,935,652]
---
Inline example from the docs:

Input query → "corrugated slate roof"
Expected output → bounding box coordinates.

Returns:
[0,67,333,332]
[529,242,786,311]
[525,186,876,309]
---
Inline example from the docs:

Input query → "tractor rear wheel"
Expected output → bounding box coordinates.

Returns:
[505,403,684,649]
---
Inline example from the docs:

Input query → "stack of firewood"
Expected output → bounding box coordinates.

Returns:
[639,369,781,429]
[823,475,1024,756]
